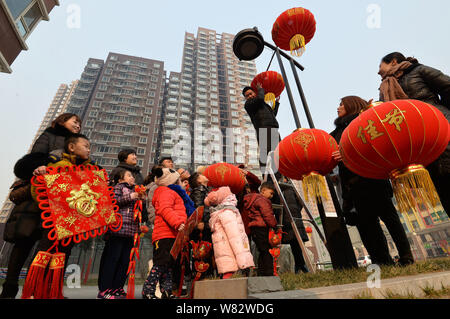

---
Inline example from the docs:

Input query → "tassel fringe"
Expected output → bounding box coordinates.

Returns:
[289,34,306,56]
[45,253,66,299]
[264,93,277,110]
[302,172,328,204]
[21,251,53,299]
[390,165,441,216]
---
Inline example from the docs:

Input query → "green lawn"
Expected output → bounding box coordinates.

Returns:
[279,257,450,291]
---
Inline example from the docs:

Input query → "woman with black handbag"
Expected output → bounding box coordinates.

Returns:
[0,113,81,298]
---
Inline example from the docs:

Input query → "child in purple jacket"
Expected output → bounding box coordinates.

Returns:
[97,170,146,299]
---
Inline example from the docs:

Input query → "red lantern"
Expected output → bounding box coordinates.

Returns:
[203,162,246,194]
[305,226,313,234]
[269,228,283,247]
[275,128,339,203]
[251,71,285,109]
[339,99,450,219]
[272,7,316,56]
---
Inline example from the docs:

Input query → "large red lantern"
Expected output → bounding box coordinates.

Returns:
[251,71,285,109]
[272,7,316,56]
[275,128,339,203]
[203,162,246,194]
[339,99,450,219]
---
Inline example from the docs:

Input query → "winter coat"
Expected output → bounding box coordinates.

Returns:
[209,195,255,274]
[110,163,148,222]
[112,182,139,238]
[146,182,158,225]
[151,186,187,243]
[5,124,76,243]
[243,193,277,229]
[31,125,74,157]
[244,87,279,129]
[189,185,211,236]
[279,184,309,243]
[387,63,450,175]
[244,170,261,193]
[3,200,42,243]
[330,114,394,215]
[110,162,145,186]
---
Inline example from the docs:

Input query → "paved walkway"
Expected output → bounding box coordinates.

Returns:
[12,270,450,299]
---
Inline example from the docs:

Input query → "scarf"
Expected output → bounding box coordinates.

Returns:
[379,61,412,102]
[168,184,196,217]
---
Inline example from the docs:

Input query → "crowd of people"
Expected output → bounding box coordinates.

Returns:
[0,51,448,299]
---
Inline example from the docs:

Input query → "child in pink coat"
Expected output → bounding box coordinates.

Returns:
[204,187,254,279]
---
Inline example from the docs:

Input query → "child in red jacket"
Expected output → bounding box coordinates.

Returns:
[142,168,187,299]
[243,182,278,276]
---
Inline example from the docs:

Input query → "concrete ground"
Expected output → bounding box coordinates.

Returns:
[11,270,450,299]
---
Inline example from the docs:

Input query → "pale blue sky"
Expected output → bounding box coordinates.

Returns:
[0,0,449,203]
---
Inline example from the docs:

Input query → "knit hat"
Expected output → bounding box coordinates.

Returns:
[204,186,233,207]
[155,168,180,187]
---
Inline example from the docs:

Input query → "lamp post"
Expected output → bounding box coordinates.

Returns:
[233,27,358,269]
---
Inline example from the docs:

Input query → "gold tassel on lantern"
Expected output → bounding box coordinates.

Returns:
[289,34,306,56]
[302,172,328,204]
[264,93,276,109]
[390,164,441,216]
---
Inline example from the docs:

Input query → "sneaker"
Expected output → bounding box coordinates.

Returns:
[117,288,127,297]
[103,289,126,299]
[97,289,109,299]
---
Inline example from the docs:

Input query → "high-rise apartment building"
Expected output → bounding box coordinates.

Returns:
[29,80,78,150]
[160,27,260,171]
[74,53,166,176]
[0,0,60,73]
[66,58,105,121]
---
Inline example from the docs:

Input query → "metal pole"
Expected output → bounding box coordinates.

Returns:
[265,155,316,273]
[274,48,302,129]
[264,42,357,269]
[264,41,305,71]
[288,57,315,128]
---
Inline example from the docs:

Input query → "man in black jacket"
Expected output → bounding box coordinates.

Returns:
[243,84,280,176]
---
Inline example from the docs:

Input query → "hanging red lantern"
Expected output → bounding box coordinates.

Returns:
[272,7,316,56]
[305,226,313,234]
[339,99,450,220]
[203,162,246,194]
[251,71,285,109]
[275,128,339,203]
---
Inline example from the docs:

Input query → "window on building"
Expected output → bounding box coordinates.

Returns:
[7,0,43,37]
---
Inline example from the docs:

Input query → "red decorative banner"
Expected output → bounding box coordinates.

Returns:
[32,165,122,246]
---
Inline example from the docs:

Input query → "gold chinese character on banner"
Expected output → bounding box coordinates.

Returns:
[357,120,384,144]
[381,108,407,131]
